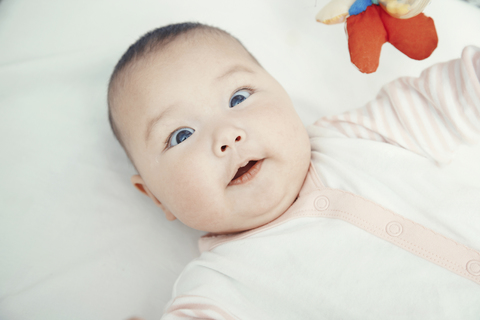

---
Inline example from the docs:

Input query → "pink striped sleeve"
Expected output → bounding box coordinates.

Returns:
[315,46,480,164]
[162,295,240,320]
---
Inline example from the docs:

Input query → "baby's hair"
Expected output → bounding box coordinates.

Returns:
[107,22,259,170]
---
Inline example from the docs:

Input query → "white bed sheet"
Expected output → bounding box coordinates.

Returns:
[1,0,479,319]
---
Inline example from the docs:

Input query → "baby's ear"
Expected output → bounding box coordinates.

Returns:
[130,175,177,221]
[131,174,149,196]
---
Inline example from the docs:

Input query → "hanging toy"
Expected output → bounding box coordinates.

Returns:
[316,0,438,73]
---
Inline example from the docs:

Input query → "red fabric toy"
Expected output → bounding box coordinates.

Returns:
[316,0,438,73]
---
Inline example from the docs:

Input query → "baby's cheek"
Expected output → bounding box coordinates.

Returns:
[260,102,302,147]
[166,158,219,225]
[174,185,224,232]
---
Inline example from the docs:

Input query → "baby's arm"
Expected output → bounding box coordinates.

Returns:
[316,46,480,164]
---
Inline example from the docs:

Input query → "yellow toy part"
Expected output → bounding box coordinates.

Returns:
[316,0,357,24]
[378,0,431,18]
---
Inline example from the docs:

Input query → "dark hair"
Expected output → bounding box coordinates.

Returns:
[107,22,258,170]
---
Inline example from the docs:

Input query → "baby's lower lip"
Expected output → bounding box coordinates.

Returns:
[228,159,264,186]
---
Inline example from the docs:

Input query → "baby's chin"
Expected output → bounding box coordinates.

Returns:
[203,199,295,235]
[186,201,287,235]
[205,185,306,235]
[202,219,274,235]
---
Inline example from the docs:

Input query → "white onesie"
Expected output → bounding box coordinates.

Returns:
[161,46,480,319]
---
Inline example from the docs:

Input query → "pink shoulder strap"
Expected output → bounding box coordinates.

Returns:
[302,164,480,285]
[312,187,480,285]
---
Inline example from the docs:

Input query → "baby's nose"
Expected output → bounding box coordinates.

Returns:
[213,127,246,156]
[220,135,242,152]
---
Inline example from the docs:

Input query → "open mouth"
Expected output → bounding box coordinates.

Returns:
[228,159,263,186]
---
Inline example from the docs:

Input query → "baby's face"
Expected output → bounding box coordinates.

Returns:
[121,33,311,233]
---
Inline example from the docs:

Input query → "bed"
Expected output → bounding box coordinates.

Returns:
[1,0,479,318]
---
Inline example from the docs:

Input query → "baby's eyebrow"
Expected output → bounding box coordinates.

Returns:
[215,64,254,82]
[144,104,174,145]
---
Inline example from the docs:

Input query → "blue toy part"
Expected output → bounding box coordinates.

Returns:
[348,0,374,15]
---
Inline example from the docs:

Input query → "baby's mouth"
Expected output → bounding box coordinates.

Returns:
[228,160,263,186]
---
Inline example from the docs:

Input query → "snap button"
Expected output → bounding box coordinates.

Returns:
[466,260,480,276]
[386,221,403,237]
[314,196,329,211]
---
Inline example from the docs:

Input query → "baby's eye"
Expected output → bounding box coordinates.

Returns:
[168,127,195,148]
[229,90,251,108]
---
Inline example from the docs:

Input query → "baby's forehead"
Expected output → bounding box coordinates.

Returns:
[124,32,238,85]
[151,29,239,58]
[130,32,253,85]
[117,32,252,114]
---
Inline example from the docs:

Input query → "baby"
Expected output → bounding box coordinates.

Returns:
[108,22,480,319]
[108,22,311,234]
